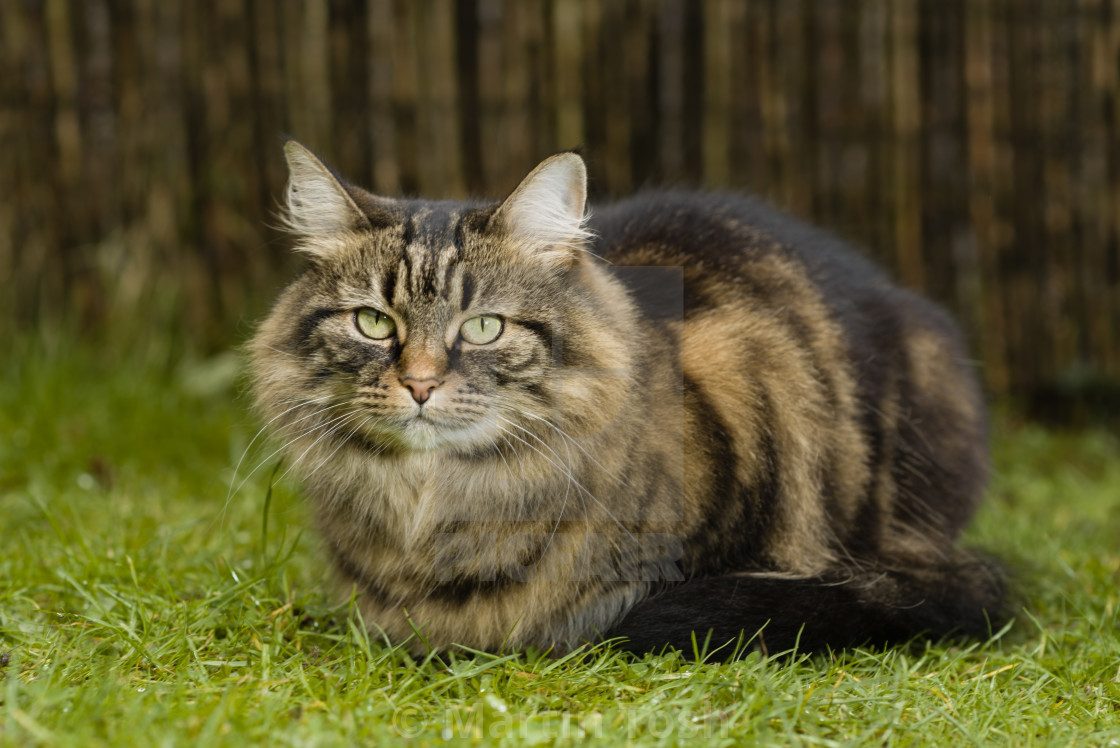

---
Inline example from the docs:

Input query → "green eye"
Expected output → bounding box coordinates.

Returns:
[460,315,504,345]
[355,308,397,340]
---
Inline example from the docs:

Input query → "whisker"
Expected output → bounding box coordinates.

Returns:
[219,395,344,532]
[300,413,384,485]
[514,409,626,486]
[228,402,356,499]
[484,434,519,486]
[494,421,571,553]
[271,408,368,486]
[227,393,336,501]
[495,413,636,557]
[494,415,636,543]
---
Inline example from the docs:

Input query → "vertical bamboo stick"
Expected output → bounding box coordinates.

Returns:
[552,0,584,152]
[1039,0,1077,382]
[762,0,802,212]
[502,1,532,187]
[213,0,258,329]
[990,0,1027,396]
[580,0,608,190]
[329,1,371,187]
[964,0,1009,392]
[725,0,753,191]
[812,0,845,228]
[702,0,731,188]
[456,0,483,195]
[45,0,82,187]
[298,0,332,153]
[415,0,465,197]
[680,0,703,184]
[368,0,401,194]
[1106,0,1120,380]
[657,0,685,184]
[476,0,505,192]
[1005,0,1046,394]
[552,0,584,155]
[858,0,890,261]
[247,0,287,214]
[888,0,923,291]
[1089,0,1120,379]
[921,2,967,308]
[390,0,419,194]
[526,2,554,162]
[4,3,56,323]
[601,0,631,191]
[836,2,870,244]
[926,3,984,364]
[624,0,655,188]
[0,2,20,294]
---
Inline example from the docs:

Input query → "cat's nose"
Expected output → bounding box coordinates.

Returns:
[400,377,441,404]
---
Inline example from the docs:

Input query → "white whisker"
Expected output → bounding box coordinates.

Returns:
[300,413,384,485]
[494,414,636,543]
[271,408,368,486]
[227,393,336,501]
[228,402,355,499]
[515,409,625,487]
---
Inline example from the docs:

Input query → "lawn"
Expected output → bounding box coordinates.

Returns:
[2,338,1119,746]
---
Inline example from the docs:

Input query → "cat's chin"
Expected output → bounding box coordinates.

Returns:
[365,412,497,453]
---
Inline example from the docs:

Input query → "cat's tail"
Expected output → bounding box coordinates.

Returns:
[605,552,1008,659]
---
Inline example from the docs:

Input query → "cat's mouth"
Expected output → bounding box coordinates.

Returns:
[353,405,493,452]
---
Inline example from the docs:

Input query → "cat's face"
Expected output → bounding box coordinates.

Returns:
[279,216,574,452]
[252,142,627,458]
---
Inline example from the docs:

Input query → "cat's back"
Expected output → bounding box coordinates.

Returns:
[590,190,893,315]
[590,189,974,394]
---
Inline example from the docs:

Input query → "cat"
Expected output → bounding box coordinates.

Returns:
[249,139,1005,659]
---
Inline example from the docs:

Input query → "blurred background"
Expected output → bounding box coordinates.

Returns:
[2,0,1118,422]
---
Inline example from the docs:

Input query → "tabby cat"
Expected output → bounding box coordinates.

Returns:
[249,139,1005,658]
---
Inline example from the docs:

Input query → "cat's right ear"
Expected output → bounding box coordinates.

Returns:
[282,140,381,245]
[490,152,591,265]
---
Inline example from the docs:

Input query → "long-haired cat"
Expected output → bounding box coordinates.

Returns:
[249,139,1004,658]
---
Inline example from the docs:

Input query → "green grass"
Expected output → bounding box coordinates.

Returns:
[2,341,1119,747]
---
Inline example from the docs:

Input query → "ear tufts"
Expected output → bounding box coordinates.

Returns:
[492,152,591,263]
[281,140,371,237]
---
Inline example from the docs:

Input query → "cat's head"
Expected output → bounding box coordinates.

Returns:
[250,141,635,459]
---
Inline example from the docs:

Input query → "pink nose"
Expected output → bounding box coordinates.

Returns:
[401,377,440,404]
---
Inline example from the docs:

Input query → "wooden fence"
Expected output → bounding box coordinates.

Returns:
[2,0,1118,404]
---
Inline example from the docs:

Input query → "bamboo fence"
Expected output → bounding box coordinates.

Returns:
[1,0,1118,405]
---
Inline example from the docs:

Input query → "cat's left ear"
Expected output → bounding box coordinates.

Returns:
[491,152,591,264]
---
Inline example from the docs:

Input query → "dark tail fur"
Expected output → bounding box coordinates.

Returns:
[606,554,1007,659]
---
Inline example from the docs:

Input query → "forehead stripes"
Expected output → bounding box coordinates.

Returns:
[380,204,472,305]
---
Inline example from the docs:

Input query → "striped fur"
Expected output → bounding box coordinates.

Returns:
[249,141,1004,657]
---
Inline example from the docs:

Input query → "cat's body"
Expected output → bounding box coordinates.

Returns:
[250,141,1004,657]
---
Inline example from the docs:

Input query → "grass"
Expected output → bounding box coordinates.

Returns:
[2,339,1119,747]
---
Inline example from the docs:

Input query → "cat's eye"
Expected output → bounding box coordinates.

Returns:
[355,308,397,340]
[460,315,504,345]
